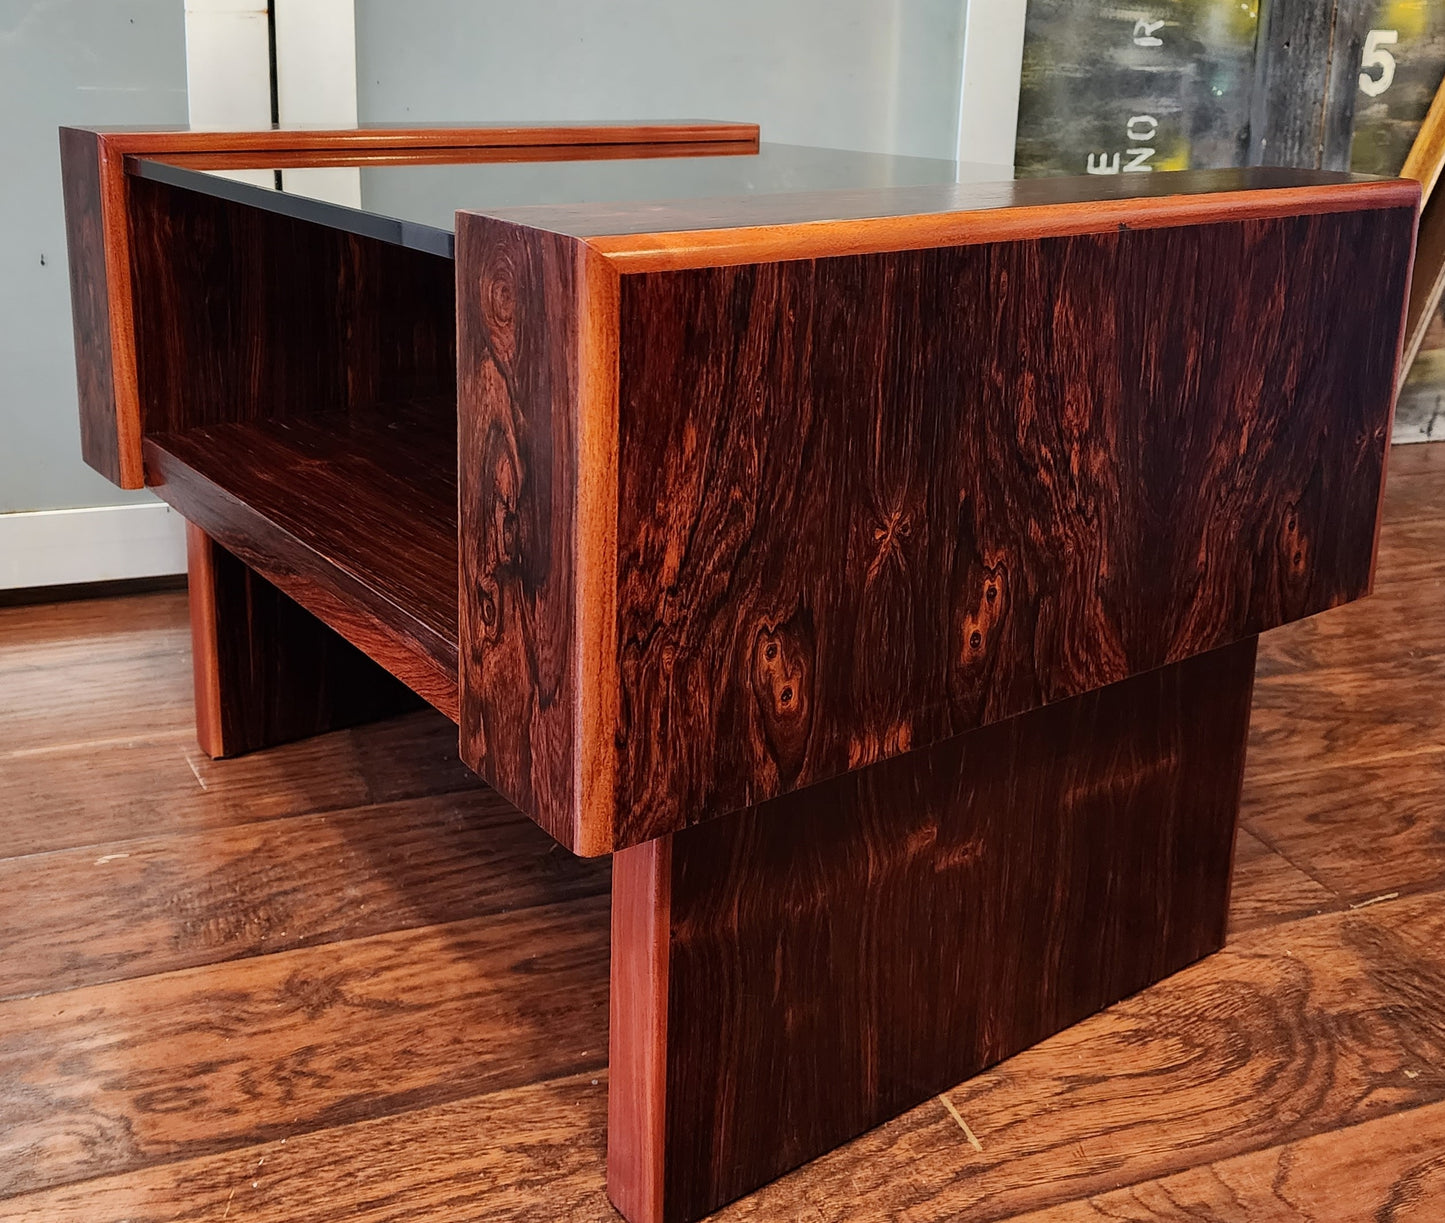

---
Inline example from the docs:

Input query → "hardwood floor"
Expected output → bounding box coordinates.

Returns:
[1,441,1442,1222]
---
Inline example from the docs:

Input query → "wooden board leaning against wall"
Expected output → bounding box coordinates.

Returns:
[1015,0,1445,442]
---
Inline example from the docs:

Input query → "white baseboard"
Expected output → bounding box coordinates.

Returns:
[0,503,188,591]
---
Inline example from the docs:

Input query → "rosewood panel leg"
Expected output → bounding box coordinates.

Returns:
[186,523,422,758]
[607,638,1258,1223]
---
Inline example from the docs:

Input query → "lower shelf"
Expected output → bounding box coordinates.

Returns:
[145,400,460,719]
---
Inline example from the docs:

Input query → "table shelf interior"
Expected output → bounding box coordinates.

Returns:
[127,172,462,715]
[144,397,461,714]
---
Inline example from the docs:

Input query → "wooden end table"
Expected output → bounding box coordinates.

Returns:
[59,121,1417,1223]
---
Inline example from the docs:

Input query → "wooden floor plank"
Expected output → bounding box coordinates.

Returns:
[1382,441,1445,524]
[0,898,610,1199]
[1244,748,1445,905]
[0,590,188,664]
[0,592,195,757]
[1256,566,1445,678]
[703,896,1445,1222]
[0,791,608,1000]
[0,648,194,754]
[1373,885,1445,958]
[0,1073,617,1223]
[998,1100,1445,1220]
[1246,653,1445,783]
[0,441,1441,1220]
[1226,826,1337,933]
[0,711,480,860]
[1375,518,1445,585]
[5,894,1443,1223]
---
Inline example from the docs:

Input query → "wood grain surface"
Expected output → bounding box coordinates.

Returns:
[187,526,421,757]
[1247,653,1445,778]
[59,126,126,484]
[128,176,456,436]
[999,1099,1445,1221]
[456,186,1414,852]
[0,441,1441,1221]
[129,168,464,717]
[146,403,460,718]
[706,899,1445,1223]
[606,205,1413,844]
[610,640,1256,1222]
[0,598,193,755]
[0,789,606,1001]
[0,897,610,1198]
[1226,826,1335,933]
[1378,437,1445,520]
[1247,0,1371,172]
[59,120,755,487]
[607,838,669,1223]
[0,719,481,860]
[138,139,763,172]
[83,121,759,155]
[455,216,619,852]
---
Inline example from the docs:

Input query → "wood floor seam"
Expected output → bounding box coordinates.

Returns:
[1235,820,1351,912]
[0,783,499,869]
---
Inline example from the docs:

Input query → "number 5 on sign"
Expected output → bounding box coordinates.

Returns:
[1360,29,1398,98]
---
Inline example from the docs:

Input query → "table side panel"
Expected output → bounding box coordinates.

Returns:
[59,127,129,486]
[609,205,1415,844]
[621,636,1258,1222]
[457,216,600,850]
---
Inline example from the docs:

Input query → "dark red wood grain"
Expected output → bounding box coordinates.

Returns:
[125,173,462,721]
[456,194,1414,854]
[127,175,456,435]
[147,403,460,719]
[456,219,578,845]
[59,126,124,485]
[188,526,421,758]
[82,120,760,154]
[59,121,757,488]
[456,217,619,852]
[608,637,1258,1223]
[606,206,1415,845]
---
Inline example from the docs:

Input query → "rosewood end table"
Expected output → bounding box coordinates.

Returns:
[59,122,1417,1223]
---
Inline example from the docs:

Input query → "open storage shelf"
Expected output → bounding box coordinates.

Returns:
[145,397,461,718]
[123,166,462,717]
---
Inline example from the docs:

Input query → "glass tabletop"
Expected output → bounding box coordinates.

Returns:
[130,140,1377,260]
[131,142,985,258]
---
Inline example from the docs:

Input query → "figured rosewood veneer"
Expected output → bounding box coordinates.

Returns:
[456,173,1418,854]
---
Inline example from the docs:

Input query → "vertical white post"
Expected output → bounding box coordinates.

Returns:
[183,0,361,206]
[274,0,362,206]
[273,0,358,126]
[183,0,273,129]
[955,0,1029,176]
[184,0,274,186]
